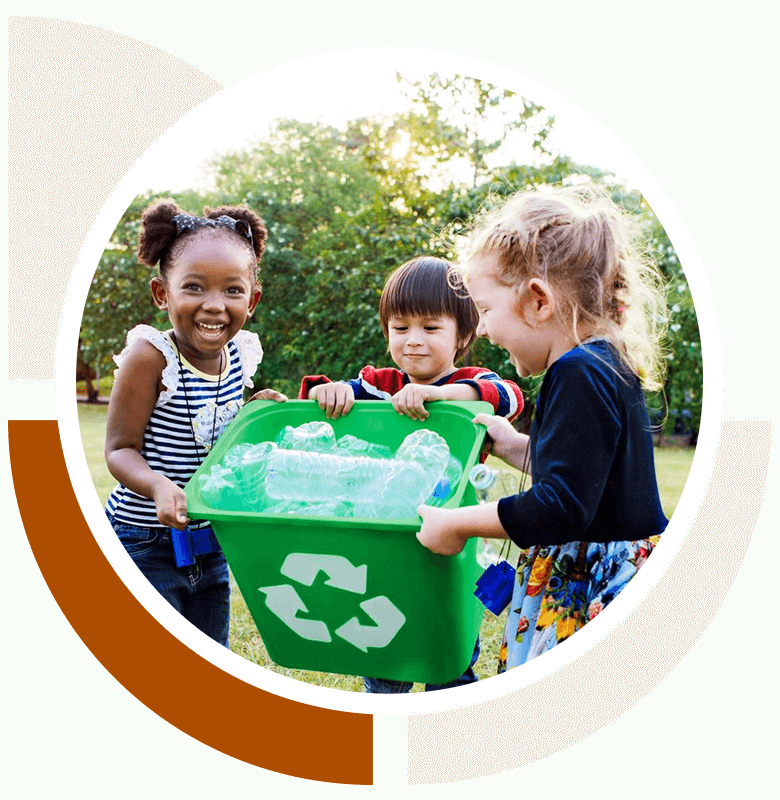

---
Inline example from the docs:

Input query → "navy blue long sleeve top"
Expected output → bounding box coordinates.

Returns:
[497,340,668,549]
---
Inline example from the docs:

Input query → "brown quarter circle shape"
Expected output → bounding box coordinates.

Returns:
[9,420,373,785]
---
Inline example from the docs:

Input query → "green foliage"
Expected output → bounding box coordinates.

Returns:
[78,72,702,435]
[609,188,702,437]
[79,192,175,381]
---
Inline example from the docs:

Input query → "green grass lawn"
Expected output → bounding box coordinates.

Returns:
[78,401,694,692]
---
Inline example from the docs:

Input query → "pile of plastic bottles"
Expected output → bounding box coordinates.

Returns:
[197,421,464,520]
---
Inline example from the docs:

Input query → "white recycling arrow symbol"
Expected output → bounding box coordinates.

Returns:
[257,584,331,642]
[335,596,406,652]
[280,553,367,594]
[258,553,406,651]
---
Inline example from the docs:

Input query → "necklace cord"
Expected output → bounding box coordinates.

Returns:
[172,334,224,454]
[499,429,532,565]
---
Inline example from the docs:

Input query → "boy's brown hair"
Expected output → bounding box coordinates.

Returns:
[379,257,479,363]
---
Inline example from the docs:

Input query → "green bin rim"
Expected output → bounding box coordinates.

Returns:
[185,398,492,531]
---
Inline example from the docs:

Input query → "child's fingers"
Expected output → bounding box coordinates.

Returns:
[250,388,288,403]
[324,393,338,419]
[393,388,428,420]
[415,399,431,421]
[168,495,189,530]
[341,391,354,416]
[411,389,429,420]
[413,402,429,421]
[317,387,335,417]
[322,386,350,419]
[336,388,352,418]
[335,386,353,418]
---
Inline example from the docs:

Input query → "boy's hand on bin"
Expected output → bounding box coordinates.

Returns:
[248,388,288,403]
[392,383,442,420]
[153,478,190,530]
[310,382,354,419]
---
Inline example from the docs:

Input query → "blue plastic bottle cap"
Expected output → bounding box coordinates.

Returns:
[432,479,450,499]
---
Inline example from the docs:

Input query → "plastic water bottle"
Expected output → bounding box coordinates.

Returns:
[355,458,441,519]
[207,424,453,519]
[197,464,238,509]
[469,463,519,504]
[230,441,277,511]
[336,433,393,460]
[264,449,445,519]
[263,498,355,517]
[276,421,337,452]
[427,454,464,506]
[469,464,519,568]
[394,429,450,475]
[265,450,378,502]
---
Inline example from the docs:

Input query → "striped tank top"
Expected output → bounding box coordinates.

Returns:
[106,325,263,527]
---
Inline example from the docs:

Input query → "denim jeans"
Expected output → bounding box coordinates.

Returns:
[364,638,481,693]
[107,513,230,647]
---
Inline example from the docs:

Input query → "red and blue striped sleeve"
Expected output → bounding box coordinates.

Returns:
[450,368,524,422]
[299,366,407,401]
[298,374,331,399]
[347,366,406,400]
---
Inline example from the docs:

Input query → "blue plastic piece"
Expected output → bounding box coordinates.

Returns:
[171,526,220,568]
[474,560,516,615]
[432,478,450,500]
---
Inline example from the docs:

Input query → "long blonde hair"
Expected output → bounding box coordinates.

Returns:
[463,186,668,390]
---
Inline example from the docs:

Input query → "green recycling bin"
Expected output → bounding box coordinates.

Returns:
[185,399,492,685]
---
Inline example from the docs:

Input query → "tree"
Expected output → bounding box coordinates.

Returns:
[80,72,700,441]
[79,192,163,399]
[397,73,555,188]
[636,197,702,442]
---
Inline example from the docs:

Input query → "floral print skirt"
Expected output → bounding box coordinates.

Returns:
[498,536,661,672]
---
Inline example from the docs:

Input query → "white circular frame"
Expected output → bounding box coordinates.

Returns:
[56,46,722,716]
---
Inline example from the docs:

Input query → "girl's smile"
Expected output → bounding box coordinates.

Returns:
[468,256,571,378]
[388,314,461,384]
[150,235,260,372]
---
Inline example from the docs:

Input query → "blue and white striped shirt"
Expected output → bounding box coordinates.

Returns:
[106,327,261,527]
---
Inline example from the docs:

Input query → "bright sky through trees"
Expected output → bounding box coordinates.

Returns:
[135,56,632,194]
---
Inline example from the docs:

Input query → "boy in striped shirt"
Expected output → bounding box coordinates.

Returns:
[298,256,523,693]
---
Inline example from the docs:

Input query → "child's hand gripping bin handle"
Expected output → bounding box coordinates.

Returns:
[171,526,221,568]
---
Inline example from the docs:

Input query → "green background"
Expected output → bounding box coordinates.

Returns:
[2,3,778,798]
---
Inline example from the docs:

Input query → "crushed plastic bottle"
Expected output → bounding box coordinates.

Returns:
[427,454,464,506]
[200,423,454,520]
[261,429,452,519]
[264,449,441,518]
[230,441,277,511]
[197,464,237,509]
[276,421,337,452]
[394,429,450,475]
[354,458,439,519]
[336,433,393,460]
[265,450,381,503]
[222,442,263,469]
